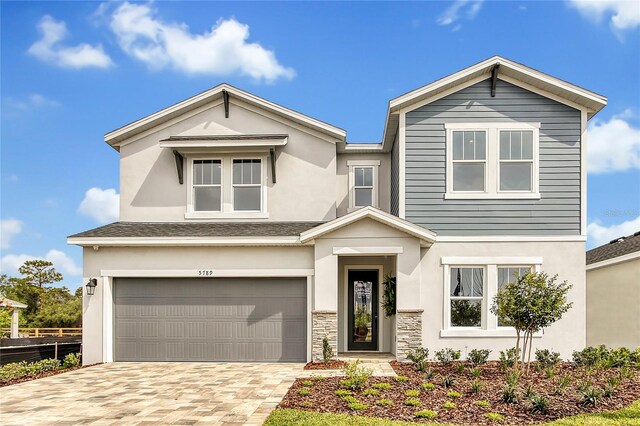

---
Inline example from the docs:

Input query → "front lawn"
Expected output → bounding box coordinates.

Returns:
[278,350,640,425]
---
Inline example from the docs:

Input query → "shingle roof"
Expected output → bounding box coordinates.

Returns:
[586,231,640,265]
[68,221,324,239]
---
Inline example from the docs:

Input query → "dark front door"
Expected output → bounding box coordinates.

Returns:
[347,270,379,351]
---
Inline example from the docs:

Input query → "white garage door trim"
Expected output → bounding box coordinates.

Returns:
[100,269,314,363]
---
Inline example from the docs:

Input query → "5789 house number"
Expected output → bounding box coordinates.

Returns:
[198,270,214,276]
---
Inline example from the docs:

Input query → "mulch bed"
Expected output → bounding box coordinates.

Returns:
[280,361,640,425]
[304,360,347,370]
[0,365,90,387]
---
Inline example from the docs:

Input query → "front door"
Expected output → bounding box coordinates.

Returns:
[347,270,379,351]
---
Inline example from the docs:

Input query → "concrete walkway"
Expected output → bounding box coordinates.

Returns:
[0,362,305,426]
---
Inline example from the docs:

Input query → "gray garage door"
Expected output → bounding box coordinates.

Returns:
[114,277,307,362]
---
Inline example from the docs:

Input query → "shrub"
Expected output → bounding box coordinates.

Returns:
[406,347,430,372]
[415,410,438,419]
[435,348,461,363]
[302,380,314,387]
[423,367,435,379]
[501,384,519,404]
[603,384,615,398]
[468,349,491,365]
[553,375,571,396]
[572,345,609,368]
[376,398,393,406]
[343,395,357,403]
[485,412,505,422]
[499,348,518,370]
[447,390,461,398]
[455,363,465,374]
[607,347,632,368]
[335,389,352,397]
[470,379,482,394]
[535,349,560,369]
[322,336,333,362]
[475,400,490,408]
[298,389,310,396]
[529,394,549,414]
[372,382,392,390]
[394,375,409,382]
[576,379,593,393]
[470,367,482,378]
[37,359,61,372]
[442,374,454,388]
[62,353,81,369]
[405,398,421,406]
[544,365,556,379]
[348,402,368,411]
[405,389,420,397]
[619,366,635,380]
[341,360,372,390]
[421,382,435,391]
[363,388,379,397]
[442,401,456,409]
[580,387,601,407]
[505,369,521,386]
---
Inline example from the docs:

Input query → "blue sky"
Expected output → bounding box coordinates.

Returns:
[1,1,639,289]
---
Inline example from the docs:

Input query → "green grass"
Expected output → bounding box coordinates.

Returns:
[265,399,640,426]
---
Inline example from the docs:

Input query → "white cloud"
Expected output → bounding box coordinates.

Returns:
[108,2,295,82]
[587,215,640,248]
[77,187,120,224]
[569,0,640,36]
[587,111,640,173]
[1,219,23,250]
[0,250,81,277]
[4,93,60,111]
[438,0,484,28]
[28,15,113,69]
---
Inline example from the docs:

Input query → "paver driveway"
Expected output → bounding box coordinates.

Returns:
[0,362,306,425]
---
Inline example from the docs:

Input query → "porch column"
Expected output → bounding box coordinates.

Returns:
[312,239,338,361]
[11,308,19,338]
[395,239,423,361]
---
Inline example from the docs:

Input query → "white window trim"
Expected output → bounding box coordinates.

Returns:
[441,256,542,337]
[444,122,541,200]
[185,154,268,219]
[347,160,380,212]
[191,159,223,213]
[231,157,265,213]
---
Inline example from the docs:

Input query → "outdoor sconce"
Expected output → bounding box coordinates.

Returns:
[86,278,98,296]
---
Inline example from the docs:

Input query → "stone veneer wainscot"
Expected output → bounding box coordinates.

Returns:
[311,311,338,361]
[396,310,423,361]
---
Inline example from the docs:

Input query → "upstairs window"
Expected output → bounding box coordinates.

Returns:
[193,160,222,212]
[452,131,486,192]
[348,160,379,211]
[499,131,534,191]
[233,159,262,211]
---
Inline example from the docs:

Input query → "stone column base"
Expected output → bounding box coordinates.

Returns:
[312,311,338,361]
[396,309,423,361]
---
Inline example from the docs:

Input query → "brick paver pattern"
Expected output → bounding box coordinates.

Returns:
[0,362,306,425]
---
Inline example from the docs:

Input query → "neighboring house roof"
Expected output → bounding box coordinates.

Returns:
[586,231,640,269]
[381,55,608,149]
[67,221,324,246]
[0,297,28,309]
[105,83,347,148]
[299,206,437,246]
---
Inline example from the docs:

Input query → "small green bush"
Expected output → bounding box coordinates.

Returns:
[376,398,393,406]
[581,387,601,407]
[442,401,456,409]
[421,382,435,391]
[394,375,409,382]
[475,400,490,408]
[334,389,352,397]
[348,402,368,411]
[62,353,81,369]
[529,394,549,414]
[603,384,615,398]
[311,375,324,381]
[322,336,333,362]
[343,395,357,403]
[341,360,372,390]
[298,389,310,396]
[414,410,437,419]
[576,379,593,393]
[404,389,420,397]
[470,379,482,394]
[405,398,421,406]
[447,390,461,398]
[372,382,392,390]
[363,388,379,397]
[499,348,518,370]
[523,384,536,399]
[501,384,519,404]
[302,380,314,387]
[544,365,556,379]
[470,367,481,378]
[535,349,560,370]
[572,345,609,368]
[553,375,572,396]
[467,349,491,365]
[485,412,505,422]
[423,367,435,379]
[406,347,430,372]
[442,374,454,388]
[0,358,63,383]
[435,348,461,363]
[455,363,465,374]
[505,368,521,386]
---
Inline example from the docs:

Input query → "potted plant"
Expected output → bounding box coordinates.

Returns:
[354,307,371,338]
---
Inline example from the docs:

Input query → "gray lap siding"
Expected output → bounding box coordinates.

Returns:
[404,79,581,236]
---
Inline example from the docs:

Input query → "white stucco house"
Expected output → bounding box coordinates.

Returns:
[68,56,607,365]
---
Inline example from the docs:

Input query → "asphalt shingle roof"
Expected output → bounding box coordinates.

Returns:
[586,231,640,265]
[68,221,324,239]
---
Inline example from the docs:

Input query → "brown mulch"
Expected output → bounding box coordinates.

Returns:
[304,360,347,370]
[279,361,640,425]
[0,365,92,387]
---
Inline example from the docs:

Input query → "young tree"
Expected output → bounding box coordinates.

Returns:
[18,260,63,288]
[491,271,572,373]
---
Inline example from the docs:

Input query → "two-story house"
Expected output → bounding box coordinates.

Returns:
[69,56,607,365]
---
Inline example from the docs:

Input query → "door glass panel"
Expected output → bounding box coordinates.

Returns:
[352,280,373,343]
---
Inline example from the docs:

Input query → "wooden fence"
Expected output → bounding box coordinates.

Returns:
[0,328,82,338]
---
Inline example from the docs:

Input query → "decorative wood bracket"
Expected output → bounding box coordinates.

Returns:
[173,150,184,184]
[491,64,500,97]
[222,89,230,118]
[270,147,277,183]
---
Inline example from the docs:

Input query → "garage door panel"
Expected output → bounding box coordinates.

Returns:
[114,277,307,362]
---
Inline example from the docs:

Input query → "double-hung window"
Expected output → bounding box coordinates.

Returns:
[193,160,222,212]
[497,266,532,326]
[347,160,379,211]
[233,159,262,211]
[499,131,534,191]
[449,267,484,327]
[452,131,486,192]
